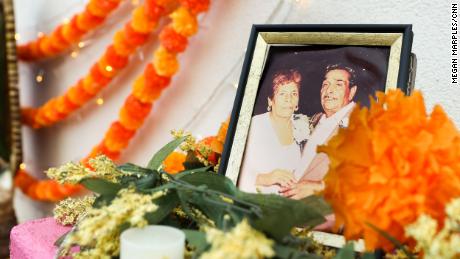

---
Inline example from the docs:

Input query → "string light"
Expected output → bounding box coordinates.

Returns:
[78,42,86,48]
[105,65,113,72]
[35,74,44,83]
[19,163,26,170]
[70,51,79,58]
[96,98,104,106]
[14,33,20,41]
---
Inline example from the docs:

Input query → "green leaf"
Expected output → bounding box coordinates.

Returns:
[174,166,212,179]
[236,192,325,241]
[147,136,187,170]
[92,193,117,208]
[180,172,238,196]
[301,195,333,216]
[274,244,322,259]
[183,229,208,252]
[366,223,415,259]
[134,173,158,190]
[118,163,153,175]
[80,178,122,196]
[334,243,355,259]
[177,188,228,229]
[145,192,180,225]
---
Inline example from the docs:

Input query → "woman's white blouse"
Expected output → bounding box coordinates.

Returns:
[238,112,301,194]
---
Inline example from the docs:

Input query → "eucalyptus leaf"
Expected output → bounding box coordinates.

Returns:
[134,173,158,190]
[118,163,153,175]
[334,243,354,259]
[147,136,187,171]
[183,229,208,252]
[145,192,180,225]
[236,192,325,241]
[179,171,238,196]
[80,178,122,196]
[301,195,333,216]
[177,189,227,229]
[174,166,212,179]
[92,193,117,208]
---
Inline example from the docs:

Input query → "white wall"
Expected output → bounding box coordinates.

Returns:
[13,0,457,221]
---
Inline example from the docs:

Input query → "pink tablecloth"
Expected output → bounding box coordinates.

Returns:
[10,217,71,259]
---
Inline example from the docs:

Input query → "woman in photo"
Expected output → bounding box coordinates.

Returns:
[238,69,306,194]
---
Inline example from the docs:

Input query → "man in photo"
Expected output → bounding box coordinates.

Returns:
[281,63,358,200]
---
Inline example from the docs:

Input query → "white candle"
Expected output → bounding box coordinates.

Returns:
[120,225,185,259]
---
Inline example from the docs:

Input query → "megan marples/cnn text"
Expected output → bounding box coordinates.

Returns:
[453,2,459,86]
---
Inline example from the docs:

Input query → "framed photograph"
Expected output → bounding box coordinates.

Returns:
[219,24,414,248]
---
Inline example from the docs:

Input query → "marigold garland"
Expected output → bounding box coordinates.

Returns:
[319,90,460,251]
[15,0,211,202]
[17,0,123,61]
[21,0,176,129]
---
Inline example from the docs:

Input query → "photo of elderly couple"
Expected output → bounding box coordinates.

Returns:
[238,45,390,204]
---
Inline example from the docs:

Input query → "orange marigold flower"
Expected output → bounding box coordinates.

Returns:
[104,45,129,69]
[144,63,171,90]
[113,31,136,57]
[104,122,136,152]
[119,107,144,130]
[133,76,161,103]
[216,118,229,143]
[124,22,149,46]
[49,26,69,50]
[67,82,93,106]
[124,94,153,119]
[78,9,104,30]
[90,63,111,86]
[131,6,157,34]
[196,136,221,165]
[180,0,211,14]
[319,90,460,252]
[154,46,179,77]
[160,26,188,53]
[163,152,186,174]
[145,0,166,20]
[56,95,78,115]
[61,22,83,43]
[170,7,198,37]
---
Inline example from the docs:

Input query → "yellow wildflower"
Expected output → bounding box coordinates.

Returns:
[87,155,123,182]
[405,198,460,259]
[200,219,275,259]
[54,196,96,226]
[46,162,90,184]
[46,155,123,184]
[61,189,163,258]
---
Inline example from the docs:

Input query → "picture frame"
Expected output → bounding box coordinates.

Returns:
[218,24,414,249]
